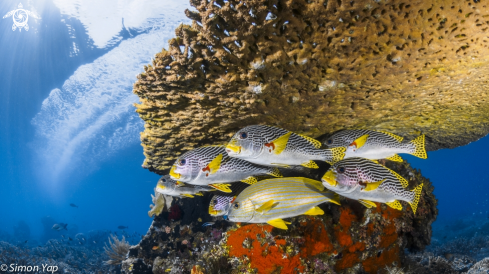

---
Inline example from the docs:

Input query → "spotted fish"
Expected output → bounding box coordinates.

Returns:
[226,177,341,229]
[322,157,423,214]
[323,129,427,162]
[156,175,213,198]
[225,125,345,168]
[169,145,282,193]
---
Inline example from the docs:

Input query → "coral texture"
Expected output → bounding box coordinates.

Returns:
[134,0,489,173]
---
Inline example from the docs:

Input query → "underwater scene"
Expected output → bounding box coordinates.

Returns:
[1,0,489,273]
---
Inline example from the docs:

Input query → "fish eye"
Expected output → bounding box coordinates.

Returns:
[179,159,186,166]
[239,132,248,139]
[162,178,166,183]
[338,167,346,173]
[213,199,218,205]
[233,202,239,209]
[327,139,333,144]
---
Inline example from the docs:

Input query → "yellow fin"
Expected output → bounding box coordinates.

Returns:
[409,134,428,159]
[195,192,203,196]
[378,131,404,142]
[208,183,232,193]
[385,200,403,211]
[408,183,423,214]
[351,134,369,149]
[304,206,324,216]
[371,160,379,164]
[358,199,377,208]
[329,193,341,205]
[301,160,319,169]
[241,176,258,185]
[302,178,325,191]
[386,167,409,188]
[268,167,283,177]
[267,218,291,230]
[270,132,292,155]
[297,133,322,148]
[256,200,277,213]
[386,154,404,162]
[181,194,194,198]
[328,147,346,164]
[206,154,223,174]
[362,179,385,192]
[176,181,185,186]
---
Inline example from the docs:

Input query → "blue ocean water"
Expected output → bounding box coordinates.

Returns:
[0,0,488,272]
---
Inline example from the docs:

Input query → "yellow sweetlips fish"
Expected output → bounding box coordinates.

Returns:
[225,125,346,168]
[323,129,427,162]
[156,175,213,198]
[226,177,340,229]
[322,157,423,214]
[169,145,282,193]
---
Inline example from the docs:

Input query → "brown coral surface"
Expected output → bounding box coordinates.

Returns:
[134,0,489,173]
[123,161,437,274]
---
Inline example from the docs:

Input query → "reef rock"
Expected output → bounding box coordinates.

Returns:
[122,161,437,273]
[134,0,489,172]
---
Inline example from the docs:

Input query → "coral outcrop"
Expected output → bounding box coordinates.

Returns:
[134,0,489,173]
[122,161,438,273]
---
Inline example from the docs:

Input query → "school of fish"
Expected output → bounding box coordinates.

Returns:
[153,125,427,229]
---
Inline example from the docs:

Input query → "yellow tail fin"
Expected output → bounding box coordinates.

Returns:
[409,135,428,159]
[408,183,423,214]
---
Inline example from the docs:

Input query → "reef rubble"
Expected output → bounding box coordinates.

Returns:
[122,161,439,273]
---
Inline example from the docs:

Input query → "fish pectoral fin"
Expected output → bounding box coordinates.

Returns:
[304,206,324,216]
[385,200,403,211]
[301,160,319,169]
[358,199,377,208]
[386,154,404,162]
[195,192,204,196]
[302,178,325,191]
[270,132,292,155]
[206,154,223,174]
[267,219,291,230]
[208,184,232,193]
[175,181,186,186]
[256,200,278,213]
[362,179,385,192]
[181,194,195,198]
[349,134,369,149]
[241,176,258,185]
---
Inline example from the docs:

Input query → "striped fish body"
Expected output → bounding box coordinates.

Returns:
[226,125,345,167]
[209,195,234,216]
[227,177,339,227]
[322,158,422,213]
[324,129,427,161]
[169,145,281,187]
[156,175,212,198]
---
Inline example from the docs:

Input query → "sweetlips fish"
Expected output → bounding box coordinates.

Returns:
[209,182,250,216]
[169,145,282,193]
[322,157,423,214]
[156,175,214,198]
[323,129,427,162]
[226,177,340,229]
[225,125,346,168]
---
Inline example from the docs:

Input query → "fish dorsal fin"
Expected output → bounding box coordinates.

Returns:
[297,133,322,149]
[301,160,319,169]
[386,167,409,188]
[267,132,292,155]
[208,183,232,193]
[256,200,277,213]
[385,200,403,211]
[304,206,324,216]
[204,154,223,175]
[362,179,385,192]
[378,131,404,142]
[181,194,194,198]
[349,134,369,149]
[267,218,291,230]
[268,167,283,177]
[358,199,377,208]
[302,178,325,191]
[241,176,258,185]
[386,154,404,162]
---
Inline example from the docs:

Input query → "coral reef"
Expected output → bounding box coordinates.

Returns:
[105,235,131,265]
[133,0,489,173]
[123,161,438,273]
